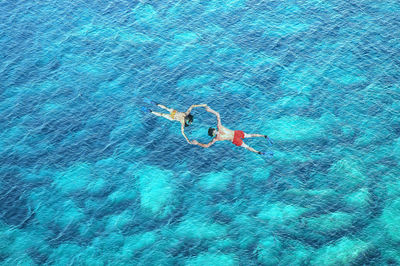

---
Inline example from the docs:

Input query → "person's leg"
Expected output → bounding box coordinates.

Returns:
[151,111,174,121]
[244,133,273,145]
[244,133,266,138]
[157,104,174,113]
[241,142,260,154]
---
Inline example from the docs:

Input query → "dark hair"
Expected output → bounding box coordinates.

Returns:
[208,127,216,137]
[185,114,194,127]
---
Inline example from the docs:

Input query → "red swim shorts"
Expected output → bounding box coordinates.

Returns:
[232,130,245,146]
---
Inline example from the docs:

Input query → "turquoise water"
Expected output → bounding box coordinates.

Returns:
[1,0,400,264]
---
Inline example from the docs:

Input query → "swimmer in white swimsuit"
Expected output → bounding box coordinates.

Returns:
[143,101,206,144]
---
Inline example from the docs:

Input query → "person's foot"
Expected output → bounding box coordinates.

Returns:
[143,98,157,106]
[264,135,273,145]
[141,106,152,113]
[259,151,273,157]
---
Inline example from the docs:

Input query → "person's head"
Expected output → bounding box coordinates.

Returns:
[208,127,217,137]
[184,114,194,127]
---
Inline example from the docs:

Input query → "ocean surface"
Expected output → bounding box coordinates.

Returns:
[1,0,400,265]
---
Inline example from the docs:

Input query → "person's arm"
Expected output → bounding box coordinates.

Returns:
[181,124,191,144]
[205,106,222,128]
[185,104,207,115]
[191,139,217,148]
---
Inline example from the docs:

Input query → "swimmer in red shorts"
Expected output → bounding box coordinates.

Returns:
[191,105,273,156]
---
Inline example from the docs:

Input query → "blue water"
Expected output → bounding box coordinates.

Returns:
[1,0,400,264]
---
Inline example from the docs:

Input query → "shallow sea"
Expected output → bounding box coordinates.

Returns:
[1,0,400,265]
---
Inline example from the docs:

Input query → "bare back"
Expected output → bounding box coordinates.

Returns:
[173,111,186,125]
[215,125,235,141]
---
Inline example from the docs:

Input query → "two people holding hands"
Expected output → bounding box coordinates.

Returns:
[142,100,273,156]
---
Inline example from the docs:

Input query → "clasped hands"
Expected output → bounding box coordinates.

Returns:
[187,104,213,145]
